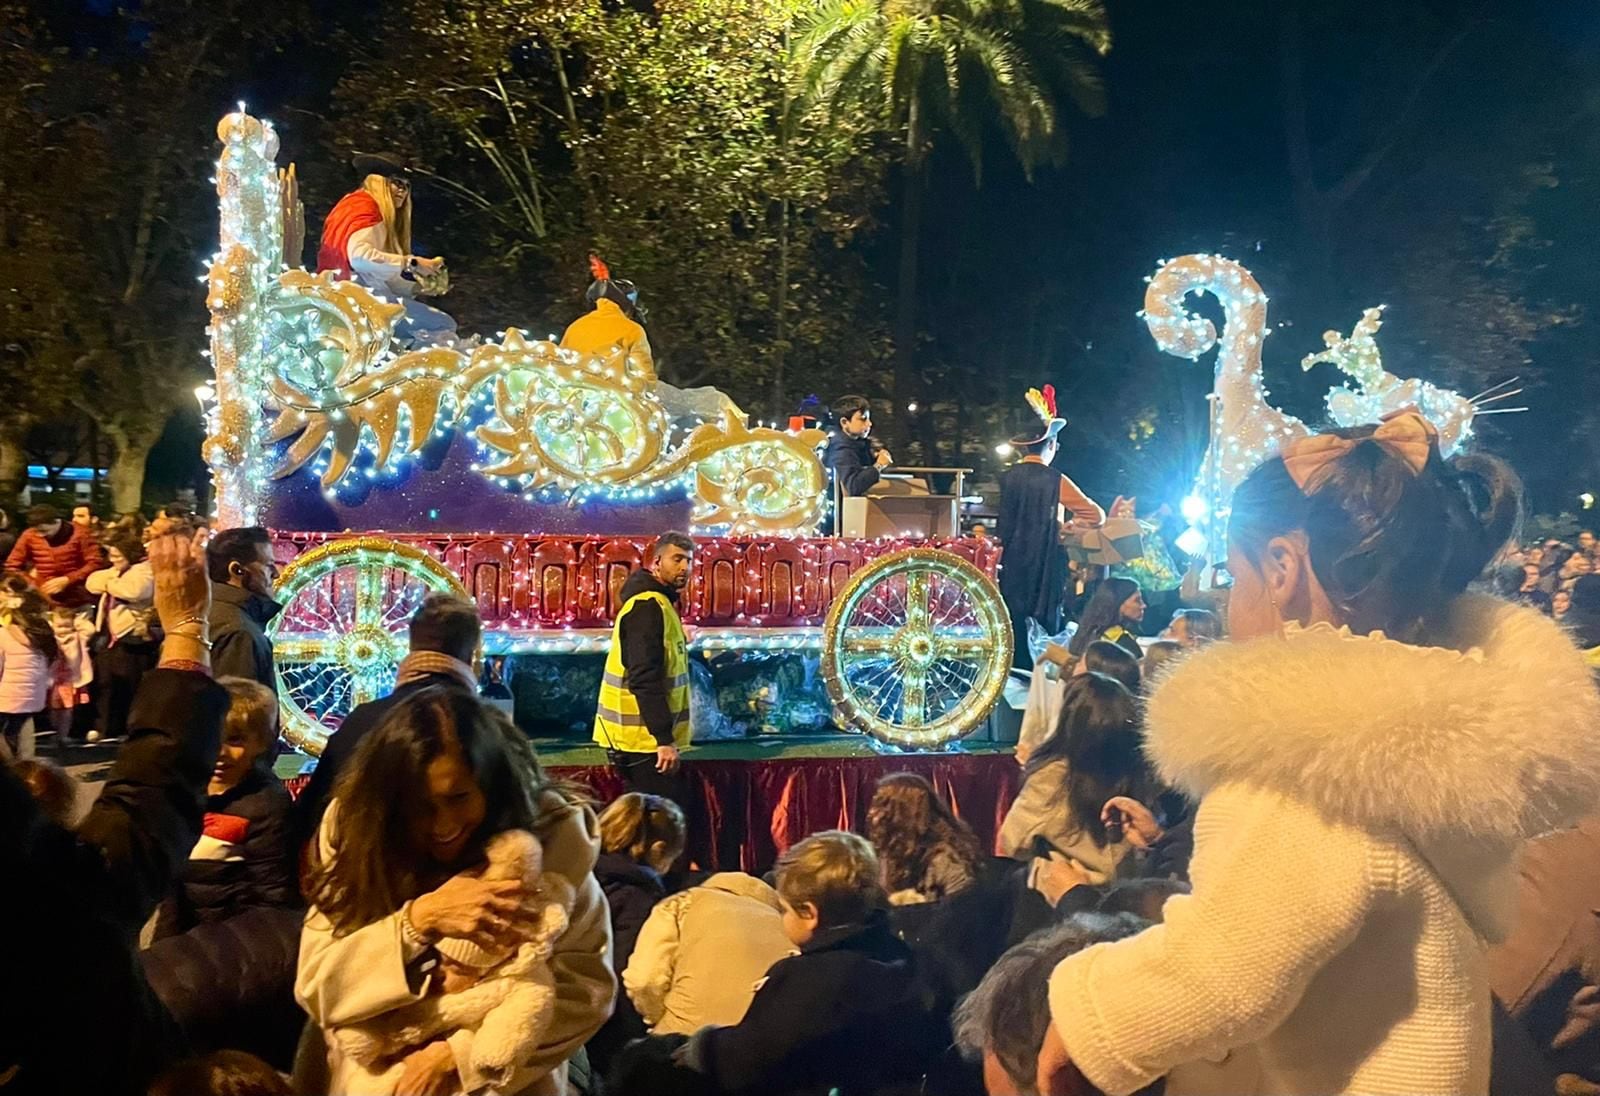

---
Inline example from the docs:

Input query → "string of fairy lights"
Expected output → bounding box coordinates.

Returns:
[203,108,832,538]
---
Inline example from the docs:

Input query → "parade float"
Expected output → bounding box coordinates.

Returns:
[201,110,1016,868]
[201,110,1508,868]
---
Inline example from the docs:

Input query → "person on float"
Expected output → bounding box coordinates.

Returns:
[1031,414,1600,1096]
[316,152,458,351]
[561,255,743,427]
[591,533,695,815]
[997,386,1106,670]
[822,394,894,500]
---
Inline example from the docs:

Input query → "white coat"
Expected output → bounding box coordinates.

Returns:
[86,561,155,642]
[1049,596,1600,1095]
[294,792,615,1096]
[0,625,51,715]
[623,872,795,1036]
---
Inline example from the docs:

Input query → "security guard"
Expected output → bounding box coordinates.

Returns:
[593,531,695,805]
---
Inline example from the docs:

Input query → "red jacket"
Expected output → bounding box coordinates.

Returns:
[5,524,106,607]
[316,190,385,280]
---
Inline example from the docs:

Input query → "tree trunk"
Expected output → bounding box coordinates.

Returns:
[893,99,926,450]
[0,430,26,507]
[772,196,790,415]
[107,432,157,515]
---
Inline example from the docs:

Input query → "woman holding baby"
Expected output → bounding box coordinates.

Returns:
[294,686,613,1096]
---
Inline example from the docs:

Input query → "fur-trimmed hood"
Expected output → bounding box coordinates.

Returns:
[1148,595,1600,844]
[1147,596,1600,941]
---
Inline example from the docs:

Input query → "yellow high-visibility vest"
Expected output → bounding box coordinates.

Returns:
[592,590,691,753]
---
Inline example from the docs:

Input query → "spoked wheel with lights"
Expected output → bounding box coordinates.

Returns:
[269,537,468,756]
[821,548,1013,749]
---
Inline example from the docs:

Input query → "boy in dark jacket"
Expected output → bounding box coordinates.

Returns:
[822,395,893,499]
[153,678,297,936]
[611,830,941,1096]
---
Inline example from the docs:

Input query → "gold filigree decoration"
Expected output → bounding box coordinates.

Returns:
[473,331,666,486]
[261,276,831,532]
[653,411,829,534]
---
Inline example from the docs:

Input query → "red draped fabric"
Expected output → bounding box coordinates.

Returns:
[550,753,1020,874]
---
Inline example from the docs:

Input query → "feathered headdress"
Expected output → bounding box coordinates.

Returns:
[584,252,644,320]
[1012,384,1066,446]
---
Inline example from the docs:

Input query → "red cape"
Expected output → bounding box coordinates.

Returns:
[316,190,385,278]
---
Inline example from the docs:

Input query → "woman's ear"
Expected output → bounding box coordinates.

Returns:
[1264,532,1335,628]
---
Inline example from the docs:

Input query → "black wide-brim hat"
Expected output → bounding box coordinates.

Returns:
[352,152,415,180]
[1010,418,1066,447]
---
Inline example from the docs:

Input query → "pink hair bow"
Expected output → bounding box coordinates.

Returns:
[1280,410,1439,494]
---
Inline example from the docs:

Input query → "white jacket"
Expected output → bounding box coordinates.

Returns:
[294,793,616,1096]
[623,872,795,1036]
[0,625,51,715]
[86,562,155,642]
[1049,596,1600,1096]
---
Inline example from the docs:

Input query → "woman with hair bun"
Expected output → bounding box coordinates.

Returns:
[1034,413,1600,1096]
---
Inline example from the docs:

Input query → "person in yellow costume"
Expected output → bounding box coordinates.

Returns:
[593,532,695,812]
[561,255,657,383]
[560,255,743,428]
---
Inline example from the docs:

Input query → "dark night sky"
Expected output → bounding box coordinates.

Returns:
[140,0,1600,514]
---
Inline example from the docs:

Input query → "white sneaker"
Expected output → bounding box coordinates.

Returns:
[86,730,102,743]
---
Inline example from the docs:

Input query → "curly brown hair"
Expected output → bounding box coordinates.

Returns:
[866,773,983,898]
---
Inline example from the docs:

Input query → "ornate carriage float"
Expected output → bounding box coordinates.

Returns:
[201,110,1014,762]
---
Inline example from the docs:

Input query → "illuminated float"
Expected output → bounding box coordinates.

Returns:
[200,109,1012,759]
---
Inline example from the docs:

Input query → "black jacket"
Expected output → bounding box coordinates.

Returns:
[291,670,475,853]
[889,858,1054,1014]
[140,905,305,1071]
[596,851,669,970]
[615,569,682,749]
[588,852,670,1078]
[690,909,942,1096]
[823,430,881,499]
[153,767,298,938]
[209,583,281,691]
[0,668,227,1095]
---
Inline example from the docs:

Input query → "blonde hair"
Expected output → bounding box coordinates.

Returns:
[219,677,279,752]
[598,792,687,865]
[775,830,885,927]
[360,174,411,255]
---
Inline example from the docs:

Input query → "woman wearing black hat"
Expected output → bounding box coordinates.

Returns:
[997,386,1106,669]
[317,153,459,350]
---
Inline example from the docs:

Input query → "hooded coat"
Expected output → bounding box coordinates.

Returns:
[623,872,795,1035]
[1047,596,1600,1096]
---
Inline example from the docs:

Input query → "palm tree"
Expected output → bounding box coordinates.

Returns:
[792,0,1110,451]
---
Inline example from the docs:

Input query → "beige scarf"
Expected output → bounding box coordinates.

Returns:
[395,650,477,692]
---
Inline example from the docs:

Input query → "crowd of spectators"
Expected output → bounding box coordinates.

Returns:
[10,425,1600,1096]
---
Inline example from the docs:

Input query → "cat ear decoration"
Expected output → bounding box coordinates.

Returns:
[1013,384,1066,446]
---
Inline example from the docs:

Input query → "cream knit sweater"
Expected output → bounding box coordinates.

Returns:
[1049,596,1600,1096]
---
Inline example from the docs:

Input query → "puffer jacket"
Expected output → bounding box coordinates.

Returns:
[0,624,52,715]
[152,766,298,938]
[624,872,795,1035]
[4,523,104,607]
[141,905,305,1071]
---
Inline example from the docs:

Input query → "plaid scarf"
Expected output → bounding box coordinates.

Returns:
[394,650,478,692]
